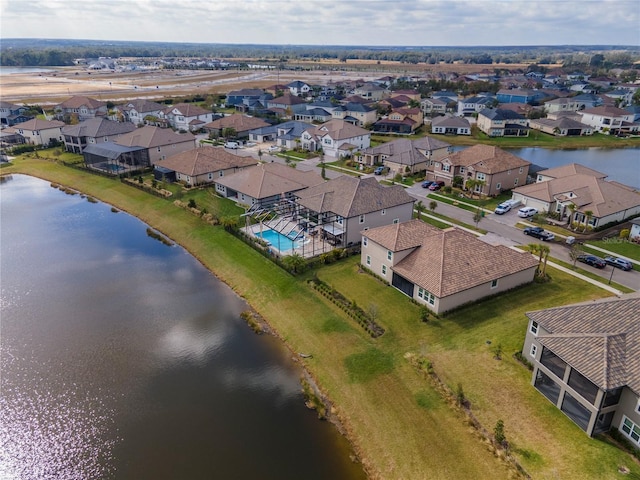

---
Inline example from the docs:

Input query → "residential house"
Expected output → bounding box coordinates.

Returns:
[577,106,638,134]
[352,83,388,101]
[544,97,583,114]
[214,161,324,208]
[477,108,529,137]
[372,107,423,134]
[12,118,65,146]
[154,146,258,187]
[203,114,270,139]
[61,118,136,153]
[572,93,603,110]
[295,176,415,247]
[54,96,107,122]
[431,115,471,135]
[496,88,544,104]
[331,102,377,127]
[432,91,459,104]
[361,137,451,176]
[300,119,370,158]
[529,117,593,136]
[430,145,530,195]
[294,107,333,124]
[266,94,307,118]
[457,95,496,116]
[379,97,409,112]
[0,101,34,126]
[112,99,164,125]
[393,89,421,101]
[421,97,448,115]
[287,80,312,97]
[225,89,270,108]
[630,218,640,242]
[522,295,640,447]
[361,219,538,314]
[248,120,313,149]
[511,163,640,228]
[115,125,196,164]
[161,103,214,132]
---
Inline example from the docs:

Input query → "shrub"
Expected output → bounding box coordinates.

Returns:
[620,228,630,239]
[188,198,197,209]
[494,419,506,446]
[456,383,465,407]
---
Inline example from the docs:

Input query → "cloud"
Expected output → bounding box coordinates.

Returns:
[1,0,638,45]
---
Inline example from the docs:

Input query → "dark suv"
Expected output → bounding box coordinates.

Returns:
[577,254,606,269]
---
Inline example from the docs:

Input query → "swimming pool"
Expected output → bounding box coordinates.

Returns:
[255,228,304,253]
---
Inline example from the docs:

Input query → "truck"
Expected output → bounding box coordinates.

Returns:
[523,226,555,241]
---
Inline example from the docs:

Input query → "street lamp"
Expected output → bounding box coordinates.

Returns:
[608,265,615,285]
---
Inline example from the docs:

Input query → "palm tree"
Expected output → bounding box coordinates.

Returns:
[538,244,550,277]
[282,253,306,274]
[415,200,425,219]
[429,200,438,213]
[567,203,576,227]
[583,210,593,233]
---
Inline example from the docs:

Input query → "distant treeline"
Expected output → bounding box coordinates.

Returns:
[1,39,639,68]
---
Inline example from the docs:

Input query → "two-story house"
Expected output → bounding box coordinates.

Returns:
[331,102,378,127]
[62,118,136,153]
[0,101,34,126]
[522,295,640,448]
[301,119,370,158]
[54,96,107,123]
[577,106,638,135]
[477,108,530,137]
[12,118,65,146]
[287,81,312,97]
[161,103,214,132]
[112,99,165,125]
[361,137,451,176]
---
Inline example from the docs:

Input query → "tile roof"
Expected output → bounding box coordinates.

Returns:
[215,162,324,200]
[513,173,640,217]
[431,115,471,128]
[117,99,164,113]
[13,118,65,130]
[380,223,538,297]
[154,146,258,176]
[295,176,414,218]
[527,295,640,394]
[580,105,632,117]
[538,163,607,179]
[115,125,195,148]
[444,144,530,173]
[361,219,440,251]
[56,96,106,109]
[304,119,370,141]
[479,108,526,121]
[61,118,136,138]
[164,103,211,117]
[267,94,307,106]
[204,114,270,132]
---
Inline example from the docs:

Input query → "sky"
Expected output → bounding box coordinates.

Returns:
[1,0,639,47]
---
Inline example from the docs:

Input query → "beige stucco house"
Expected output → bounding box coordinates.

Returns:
[115,125,196,164]
[12,118,65,146]
[360,137,452,176]
[361,219,538,314]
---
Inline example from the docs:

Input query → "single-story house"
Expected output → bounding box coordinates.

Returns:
[214,161,324,208]
[522,294,640,446]
[154,146,258,187]
[360,137,451,176]
[361,219,538,314]
[528,117,593,136]
[300,119,370,158]
[431,115,471,135]
[511,163,640,228]
[295,176,415,247]
[428,145,530,195]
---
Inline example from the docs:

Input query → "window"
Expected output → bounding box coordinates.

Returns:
[442,164,450,172]
[530,344,537,358]
[519,167,524,174]
[491,279,498,289]
[507,169,512,175]
[366,255,371,266]
[495,183,501,191]
[621,417,640,445]
[336,215,344,225]
[393,218,399,224]
[359,214,365,224]
[476,172,486,181]
[602,387,622,408]
[514,178,519,186]
[219,171,224,177]
[418,287,435,305]
[530,321,539,335]
[387,250,392,261]
[363,237,368,247]
[381,209,386,216]
[381,265,387,276]
[460,167,465,173]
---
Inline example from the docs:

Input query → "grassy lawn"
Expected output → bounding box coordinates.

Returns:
[587,239,640,262]
[3,156,639,479]
[429,189,512,210]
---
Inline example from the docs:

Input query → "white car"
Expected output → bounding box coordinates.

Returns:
[267,145,280,152]
[517,207,538,218]
[494,202,512,215]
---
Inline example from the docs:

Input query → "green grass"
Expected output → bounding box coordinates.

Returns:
[587,239,640,262]
[4,155,639,480]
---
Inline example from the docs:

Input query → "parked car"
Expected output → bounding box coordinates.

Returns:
[267,145,280,152]
[604,256,633,271]
[517,207,538,218]
[421,180,434,188]
[577,254,606,269]
[224,141,239,149]
[523,226,555,241]
[494,202,512,215]
[429,181,446,191]
[374,166,388,175]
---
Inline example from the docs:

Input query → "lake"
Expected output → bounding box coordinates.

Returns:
[0,175,366,480]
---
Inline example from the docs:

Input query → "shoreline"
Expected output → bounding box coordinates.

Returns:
[0,170,371,477]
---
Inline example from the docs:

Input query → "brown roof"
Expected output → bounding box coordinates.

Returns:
[304,119,370,141]
[580,105,632,117]
[215,162,324,200]
[13,118,65,130]
[538,163,607,179]
[295,176,414,218]
[267,94,307,106]
[203,114,270,132]
[56,95,106,109]
[514,173,640,217]
[387,225,538,298]
[444,144,530,174]
[527,295,640,394]
[363,137,451,168]
[115,125,195,149]
[362,219,440,252]
[154,147,258,176]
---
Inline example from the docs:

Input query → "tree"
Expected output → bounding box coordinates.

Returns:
[569,244,584,267]
[583,210,593,232]
[415,200,425,218]
[222,127,237,140]
[429,200,438,213]
[257,148,263,161]
[538,244,550,278]
[220,216,239,232]
[472,208,483,227]
[494,419,506,446]
[282,253,306,274]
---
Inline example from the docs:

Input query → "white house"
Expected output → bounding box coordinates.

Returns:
[301,119,370,158]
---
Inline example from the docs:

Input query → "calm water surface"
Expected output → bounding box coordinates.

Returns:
[0,175,366,480]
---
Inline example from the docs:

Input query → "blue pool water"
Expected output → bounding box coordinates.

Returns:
[256,228,302,253]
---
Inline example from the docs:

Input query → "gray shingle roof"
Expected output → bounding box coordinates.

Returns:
[527,296,640,394]
[155,146,258,176]
[61,118,136,138]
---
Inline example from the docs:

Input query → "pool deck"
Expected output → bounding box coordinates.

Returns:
[247,224,336,258]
